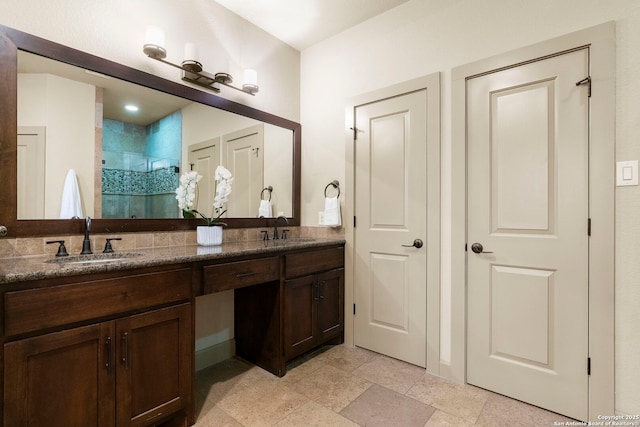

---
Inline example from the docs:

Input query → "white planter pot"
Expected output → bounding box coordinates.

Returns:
[197,225,223,246]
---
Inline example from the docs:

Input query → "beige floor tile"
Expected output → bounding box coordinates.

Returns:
[313,345,379,374]
[274,401,359,427]
[352,353,426,394]
[197,358,276,404]
[288,364,373,412]
[194,345,573,426]
[194,399,243,427]
[476,392,576,427]
[340,384,436,427]
[423,409,474,427]
[216,379,309,427]
[280,355,327,384]
[406,374,489,423]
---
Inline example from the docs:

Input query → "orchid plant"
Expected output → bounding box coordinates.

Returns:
[175,171,200,216]
[175,165,233,227]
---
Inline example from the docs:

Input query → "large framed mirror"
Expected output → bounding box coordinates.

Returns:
[0,25,301,237]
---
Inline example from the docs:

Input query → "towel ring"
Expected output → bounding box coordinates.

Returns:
[324,180,340,198]
[261,186,273,201]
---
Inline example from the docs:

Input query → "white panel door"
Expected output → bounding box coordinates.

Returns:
[223,124,264,218]
[466,48,590,420]
[17,127,46,219]
[188,137,220,215]
[354,90,427,367]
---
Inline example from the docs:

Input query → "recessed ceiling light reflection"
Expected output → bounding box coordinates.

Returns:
[125,105,139,112]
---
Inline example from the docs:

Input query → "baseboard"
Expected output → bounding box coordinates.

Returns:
[195,339,235,371]
[439,360,458,383]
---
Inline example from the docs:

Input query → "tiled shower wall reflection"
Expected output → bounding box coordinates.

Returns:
[102,111,181,218]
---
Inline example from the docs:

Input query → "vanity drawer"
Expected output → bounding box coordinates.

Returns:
[4,268,191,337]
[203,256,280,293]
[285,246,344,278]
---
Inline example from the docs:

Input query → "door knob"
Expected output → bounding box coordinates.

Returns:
[402,239,424,249]
[471,242,493,254]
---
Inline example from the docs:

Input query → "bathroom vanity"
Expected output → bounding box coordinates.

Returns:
[0,238,345,426]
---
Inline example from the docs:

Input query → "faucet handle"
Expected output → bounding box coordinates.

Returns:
[103,238,122,253]
[46,240,69,257]
[260,230,269,241]
[281,229,289,240]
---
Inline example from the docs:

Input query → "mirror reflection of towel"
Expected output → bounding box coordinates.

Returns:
[321,196,341,227]
[59,169,83,219]
[258,199,272,218]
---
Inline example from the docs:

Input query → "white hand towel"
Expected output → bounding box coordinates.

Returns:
[258,199,272,218]
[322,196,341,227]
[59,169,83,219]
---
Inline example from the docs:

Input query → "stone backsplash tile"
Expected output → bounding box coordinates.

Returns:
[0,226,344,260]
[300,226,345,239]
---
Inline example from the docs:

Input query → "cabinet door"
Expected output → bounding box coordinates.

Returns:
[284,275,318,360]
[115,303,192,427]
[4,322,115,427]
[317,268,345,343]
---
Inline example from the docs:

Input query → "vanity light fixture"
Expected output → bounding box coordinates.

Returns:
[142,27,259,96]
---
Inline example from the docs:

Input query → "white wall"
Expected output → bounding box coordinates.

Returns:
[0,0,300,123]
[18,74,95,218]
[299,0,640,415]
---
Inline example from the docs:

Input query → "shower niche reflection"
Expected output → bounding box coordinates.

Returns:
[101,113,181,219]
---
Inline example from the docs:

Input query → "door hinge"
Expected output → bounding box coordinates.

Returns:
[587,357,591,375]
[576,76,592,98]
[465,243,468,252]
[354,216,356,228]
[353,304,356,315]
[588,218,592,236]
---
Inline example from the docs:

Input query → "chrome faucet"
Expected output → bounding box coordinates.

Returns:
[273,215,289,240]
[80,216,93,255]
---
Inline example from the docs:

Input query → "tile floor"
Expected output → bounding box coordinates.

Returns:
[194,345,575,426]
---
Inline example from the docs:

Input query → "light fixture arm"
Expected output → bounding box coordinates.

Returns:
[143,48,258,96]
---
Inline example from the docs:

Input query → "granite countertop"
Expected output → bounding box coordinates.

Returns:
[0,238,345,285]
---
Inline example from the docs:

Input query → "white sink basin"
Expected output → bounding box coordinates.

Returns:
[46,252,142,265]
[67,257,130,265]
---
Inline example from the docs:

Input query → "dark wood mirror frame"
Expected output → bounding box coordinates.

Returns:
[0,25,301,237]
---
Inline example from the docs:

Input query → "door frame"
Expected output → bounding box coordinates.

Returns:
[451,22,615,419]
[17,126,46,219]
[345,73,441,374]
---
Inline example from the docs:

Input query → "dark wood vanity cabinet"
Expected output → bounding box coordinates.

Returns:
[216,245,345,377]
[5,321,116,426]
[284,268,344,360]
[2,267,193,427]
[115,303,192,426]
[283,247,345,361]
[1,241,345,424]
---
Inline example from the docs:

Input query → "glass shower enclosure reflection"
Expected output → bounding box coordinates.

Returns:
[101,112,181,219]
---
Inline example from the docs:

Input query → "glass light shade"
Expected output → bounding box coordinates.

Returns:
[242,69,259,94]
[145,26,165,48]
[143,26,166,58]
[184,42,196,61]
[243,69,258,86]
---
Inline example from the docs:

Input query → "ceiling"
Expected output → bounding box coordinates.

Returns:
[213,0,409,50]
